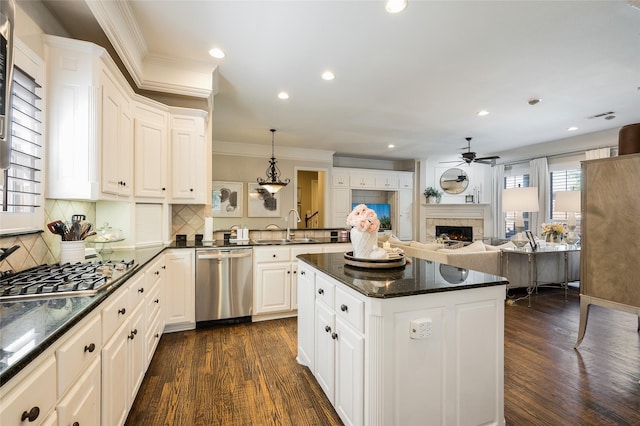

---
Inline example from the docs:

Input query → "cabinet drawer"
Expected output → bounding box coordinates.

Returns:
[57,314,102,397]
[129,273,147,311]
[0,356,56,426]
[315,274,335,308]
[335,287,364,332]
[102,286,131,342]
[254,247,291,263]
[146,280,162,320]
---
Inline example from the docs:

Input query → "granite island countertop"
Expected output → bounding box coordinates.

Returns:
[297,252,508,299]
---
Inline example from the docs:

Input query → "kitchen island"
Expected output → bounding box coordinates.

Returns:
[296,253,507,426]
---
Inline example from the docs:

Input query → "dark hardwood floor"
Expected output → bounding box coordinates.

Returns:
[126,287,640,426]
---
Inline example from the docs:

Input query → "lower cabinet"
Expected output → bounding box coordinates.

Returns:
[164,249,195,331]
[57,357,101,426]
[313,275,364,426]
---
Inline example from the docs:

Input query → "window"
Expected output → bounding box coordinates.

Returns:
[550,169,581,232]
[1,66,42,214]
[504,174,530,238]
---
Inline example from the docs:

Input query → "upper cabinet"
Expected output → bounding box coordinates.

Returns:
[45,35,209,203]
[101,69,133,197]
[134,102,168,200]
[398,172,414,189]
[170,111,207,204]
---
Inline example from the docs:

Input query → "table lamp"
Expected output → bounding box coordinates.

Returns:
[502,187,539,248]
[555,190,581,246]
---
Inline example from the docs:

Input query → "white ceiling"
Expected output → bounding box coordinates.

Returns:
[47,1,640,160]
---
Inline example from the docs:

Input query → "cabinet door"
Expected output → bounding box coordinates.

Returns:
[399,172,414,189]
[56,357,101,426]
[396,189,413,241]
[349,172,375,188]
[375,172,398,189]
[254,263,292,314]
[134,117,167,198]
[128,306,146,403]
[314,301,336,402]
[170,114,206,203]
[296,265,315,368]
[164,250,195,326]
[332,188,350,228]
[332,168,349,187]
[102,321,130,426]
[0,356,56,426]
[101,71,133,197]
[334,318,365,426]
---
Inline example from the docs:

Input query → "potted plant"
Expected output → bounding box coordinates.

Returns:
[424,187,442,203]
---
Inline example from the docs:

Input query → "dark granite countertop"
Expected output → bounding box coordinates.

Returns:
[0,245,169,386]
[168,237,350,249]
[297,253,508,299]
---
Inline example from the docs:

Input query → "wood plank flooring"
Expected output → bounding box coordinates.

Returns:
[126,287,640,425]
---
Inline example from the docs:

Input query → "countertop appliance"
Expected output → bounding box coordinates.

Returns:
[195,247,253,327]
[0,259,137,301]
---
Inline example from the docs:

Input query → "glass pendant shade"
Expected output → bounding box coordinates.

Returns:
[257,129,290,194]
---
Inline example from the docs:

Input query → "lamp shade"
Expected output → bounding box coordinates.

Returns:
[502,187,539,213]
[554,190,581,212]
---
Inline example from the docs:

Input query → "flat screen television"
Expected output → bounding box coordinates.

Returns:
[352,203,391,230]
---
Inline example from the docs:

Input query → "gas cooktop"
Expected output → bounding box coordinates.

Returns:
[0,260,137,302]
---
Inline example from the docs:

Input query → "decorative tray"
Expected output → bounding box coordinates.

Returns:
[344,251,406,269]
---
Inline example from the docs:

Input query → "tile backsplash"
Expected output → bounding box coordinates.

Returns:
[0,199,96,273]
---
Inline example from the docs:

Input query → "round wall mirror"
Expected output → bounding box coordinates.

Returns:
[440,168,469,194]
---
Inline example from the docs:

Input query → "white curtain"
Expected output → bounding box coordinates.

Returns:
[491,164,505,239]
[585,147,611,160]
[529,157,549,234]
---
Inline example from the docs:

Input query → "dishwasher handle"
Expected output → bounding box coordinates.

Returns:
[197,251,252,261]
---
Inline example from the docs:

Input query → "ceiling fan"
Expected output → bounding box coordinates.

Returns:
[459,137,500,165]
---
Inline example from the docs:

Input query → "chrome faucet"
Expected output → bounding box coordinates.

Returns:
[286,209,301,240]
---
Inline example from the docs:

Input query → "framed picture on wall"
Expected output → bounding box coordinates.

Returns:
[212,181,243,217]
[247,182,280,217]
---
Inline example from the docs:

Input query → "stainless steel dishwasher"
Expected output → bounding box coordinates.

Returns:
[195,247,253,327]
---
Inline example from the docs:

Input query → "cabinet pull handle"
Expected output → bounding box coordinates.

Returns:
[84,343,96,353]
[340,304,348,312]
[318,288,324,295]
[73,422,80,426]
[162,265,166,269]
[138,287,144,293]
[190,188,194,192]
[118,308,126,315]
[272,254,277,258]
[21,406,40,422]
[293,270,297,274]
[287,270,290,274]
[154,299,160,303]
[128,329,138,340]
[162,187,166,191]
[155,271,160,275]
[155,333,160,338]
[331,332,338,340]
[300,271,305,275]
[325,325,331,333]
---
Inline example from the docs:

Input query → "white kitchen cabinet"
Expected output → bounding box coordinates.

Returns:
[56,357,101,426]
[101,312,133,426]
[349,171,376,189]
[101,69,133,197]
[170,111,207,203]
[332,168,350,187]
[253,245,325,320]
[398,172,413,189]
[374,172,398,190]
[396,189,413,240]
[296,264,316,368]
[56,313,102,397]
[331,188,350,228]
[164,249,195,331]
[0,355,57,426]
[134,102,168,199]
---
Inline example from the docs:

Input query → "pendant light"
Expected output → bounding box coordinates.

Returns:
[257,129,290,194]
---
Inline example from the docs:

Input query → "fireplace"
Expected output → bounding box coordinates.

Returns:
[435,225,473,242]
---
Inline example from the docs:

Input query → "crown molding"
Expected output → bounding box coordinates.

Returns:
[213,140,335,163]
[84,0,215,98]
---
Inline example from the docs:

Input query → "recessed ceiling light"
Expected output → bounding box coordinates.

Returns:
[386,0,408,13]
[568,126,578,131]
[208,48,225,59]
[477,110,490,117]
[322,71,335,81]
[278,92,289,100]
[387,144,395,149]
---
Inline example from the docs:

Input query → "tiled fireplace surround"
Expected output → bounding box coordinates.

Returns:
[422,204,491,243]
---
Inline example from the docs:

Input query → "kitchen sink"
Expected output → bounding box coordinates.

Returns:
[251,238,317,245]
